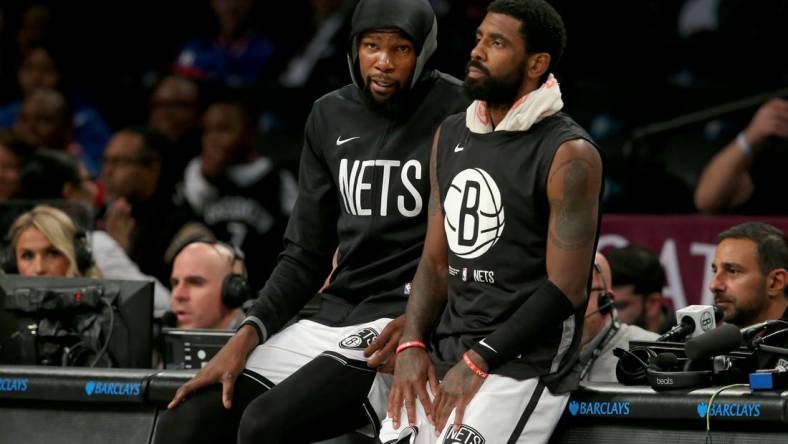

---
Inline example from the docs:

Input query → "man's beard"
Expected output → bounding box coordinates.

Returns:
[716,286,769,328]
[463,59,526,107]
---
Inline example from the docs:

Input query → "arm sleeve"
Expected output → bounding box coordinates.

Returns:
[243,108,339,340]
[471,279,575,370]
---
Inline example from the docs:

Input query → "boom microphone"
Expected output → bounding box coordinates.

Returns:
[658,305,723,342]
[684,323,743,361]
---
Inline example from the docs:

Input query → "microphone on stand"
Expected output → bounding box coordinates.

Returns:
[658,305,723,342]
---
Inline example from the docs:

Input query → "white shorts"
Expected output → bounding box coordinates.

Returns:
[244,318,394,435]
[379,375,568,444]
[245,317,392,383]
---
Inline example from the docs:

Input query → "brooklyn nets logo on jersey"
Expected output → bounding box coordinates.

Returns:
[443,424,485,444]
[444,168,505,259]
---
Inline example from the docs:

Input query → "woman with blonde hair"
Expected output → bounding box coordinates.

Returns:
[4,205,100,278]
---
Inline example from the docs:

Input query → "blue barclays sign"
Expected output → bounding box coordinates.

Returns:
[0,378,28,393]
[696,402,761,418]
[84,381,141,397]
[568,400,631,417]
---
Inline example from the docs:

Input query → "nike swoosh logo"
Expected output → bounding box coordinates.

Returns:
[336,136,360,146]
[454,143,464,152]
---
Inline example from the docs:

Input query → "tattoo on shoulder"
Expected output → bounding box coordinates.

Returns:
[548,158,596,249]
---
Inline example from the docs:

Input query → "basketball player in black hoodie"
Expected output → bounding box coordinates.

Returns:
[153,0,469,442]
[383,1,603,443]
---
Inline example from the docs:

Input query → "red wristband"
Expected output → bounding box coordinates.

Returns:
[463,352,488,379]
[396,340,426,355]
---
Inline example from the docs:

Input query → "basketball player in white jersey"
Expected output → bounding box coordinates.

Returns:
[380,0,603,442]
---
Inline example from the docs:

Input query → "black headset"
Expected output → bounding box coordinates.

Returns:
[614,347,713,389]
[585,262,615,318]
[579,261,620,379]
[1,227,94,275]
[597,290,614,316]
[173,239,251,309]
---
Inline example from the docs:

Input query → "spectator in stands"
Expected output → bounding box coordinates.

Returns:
[148,75,203,177]
[18,148,98,209]
[606,244,675,335]
[170,241,248,330]
[579,251,658,382]
[276,0,354,100]
[102,126,208,285]
[710,222,787,328]
[175,96,294,290]
[1,148,98,258]
[695,98,788,214]
[268,0,355,171]
[0,129,35,200]
[13,88,72,150]
[172,0,274,87]
[11,87,102,178]
[4,203,172,316]
[0,42,111,175]
[4,205,100,278]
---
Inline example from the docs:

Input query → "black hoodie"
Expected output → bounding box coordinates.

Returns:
[244,0,469,340]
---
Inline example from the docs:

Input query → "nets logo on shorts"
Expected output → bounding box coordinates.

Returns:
[444,168,504,259]
[443,424,485,444]
[339,327,379,350]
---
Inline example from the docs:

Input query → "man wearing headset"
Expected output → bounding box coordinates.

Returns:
[579,251,658,382]
[170,241,249,330]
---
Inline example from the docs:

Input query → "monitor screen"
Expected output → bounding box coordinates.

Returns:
[162,328,233,370]
[0,275,153,368]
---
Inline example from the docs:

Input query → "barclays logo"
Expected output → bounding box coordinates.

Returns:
[696,402,760,418]
[568,400,631,417]
[84,381,141,397]
[0,378,28,393]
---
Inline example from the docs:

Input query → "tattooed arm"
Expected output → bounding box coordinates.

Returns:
[468,139,602,371]
[546,139,603,306]
[400,127,450,344]
[387,127,449,428]
[433,139,603,432]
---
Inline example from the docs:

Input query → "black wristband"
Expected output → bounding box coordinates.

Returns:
[471,279,575,370]
[238,316,267,344]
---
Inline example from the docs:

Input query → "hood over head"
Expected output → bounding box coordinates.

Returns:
[347,0,437,90]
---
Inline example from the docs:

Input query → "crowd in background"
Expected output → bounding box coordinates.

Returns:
[0,0,786,320]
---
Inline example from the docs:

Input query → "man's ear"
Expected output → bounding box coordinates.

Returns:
[766,268,787,299]
[527,52,551,80]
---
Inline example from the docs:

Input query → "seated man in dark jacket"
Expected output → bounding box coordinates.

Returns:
[153,0,470,442]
